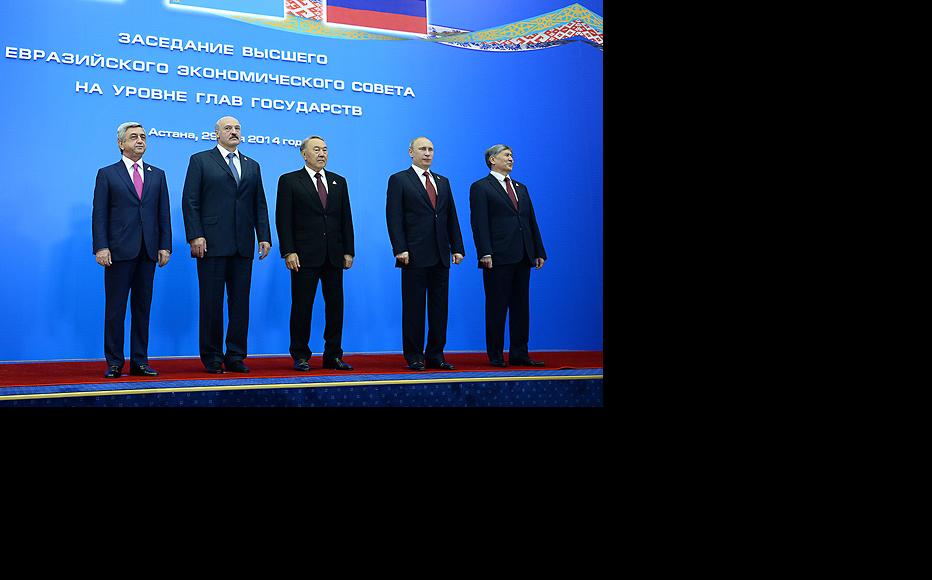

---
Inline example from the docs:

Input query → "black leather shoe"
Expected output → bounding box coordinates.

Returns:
[205,362,224,374]
[294,359,310,371]
[426,360,456,370]
[510,358,545,367]
[408,361,426,371]
[225,360,250,373]
[489,359,507,368]
[104,365,122,378]
[323,358,353,370]
[129,364,159,377]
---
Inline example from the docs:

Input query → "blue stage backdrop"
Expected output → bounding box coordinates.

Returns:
[0,0,602,361]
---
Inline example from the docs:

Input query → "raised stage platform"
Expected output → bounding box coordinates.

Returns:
[0,351,603,407]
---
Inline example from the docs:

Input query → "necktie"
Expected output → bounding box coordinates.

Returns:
[424,171,437,209]
[314,172,328,209]
[132,163,143,199]
[504,177,518,210]
[227,152,240,185]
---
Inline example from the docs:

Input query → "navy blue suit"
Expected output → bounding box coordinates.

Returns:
[92,159,172,368]
[386,167,465,364]
[469,173,546,362]
[181,147,271,367]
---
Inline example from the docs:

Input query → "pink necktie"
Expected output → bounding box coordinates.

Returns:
[132,163,143,199]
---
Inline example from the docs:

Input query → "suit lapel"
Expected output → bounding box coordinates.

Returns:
[239,153,251,188]
[114,160,140,203]
[140,162,154,201]
[488,174,517,213]
[210,147,238,185]
[406,167,434,209]
[299,168,326,212]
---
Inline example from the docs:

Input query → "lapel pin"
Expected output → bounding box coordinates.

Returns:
[146,166,152,171]
[332,181,337,185]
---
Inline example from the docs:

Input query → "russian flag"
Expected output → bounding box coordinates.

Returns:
[326,0,428,35]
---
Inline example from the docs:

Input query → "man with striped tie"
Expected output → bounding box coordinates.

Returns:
[92,122,172,378]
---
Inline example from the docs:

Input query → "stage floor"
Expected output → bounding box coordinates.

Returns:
[0,351,604,406]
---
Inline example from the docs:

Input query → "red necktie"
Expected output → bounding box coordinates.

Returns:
[314,172,328,209]
[424,171,437,209]
[504,177,518,209]
[132,163,143,199]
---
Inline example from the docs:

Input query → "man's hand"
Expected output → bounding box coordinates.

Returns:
[344,254,354,269]
[285,252,300,272]
[534,258,545,269]
[95,248,112,268]
[190,237,207,259]
[258,241,271,260]
[395,251,409,266]
[480,256,493,269]
[452,253,464,265]
[158,250,171,267]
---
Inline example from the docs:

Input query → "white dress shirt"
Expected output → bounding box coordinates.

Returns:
[122,156,144,184]
[304,166,329,194]
[217,144,242,177]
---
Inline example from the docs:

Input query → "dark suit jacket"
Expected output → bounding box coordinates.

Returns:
[469,174,546,266]
[181,147,271,257]
[275,167,355,268]
[386,167,465,269]
[92,159,172,261]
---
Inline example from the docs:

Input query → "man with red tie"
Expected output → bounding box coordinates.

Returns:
[92,122,172,378]
[275,136,355,372]
[386,136,465,371]
[469,144,547,367]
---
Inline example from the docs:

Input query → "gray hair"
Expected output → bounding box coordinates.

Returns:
[300,135,325,152]
[484,144,511,169]
[117,122,143,144]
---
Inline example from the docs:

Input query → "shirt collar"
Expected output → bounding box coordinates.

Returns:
[305,166,326,180]
[490,170,512,184]
[412,164,432,178]
[217,144,239,159]
[122,156,143,172]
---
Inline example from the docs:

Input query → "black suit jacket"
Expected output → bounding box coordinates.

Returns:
[275,167,355,268]
[181,147,271,257]
[386,167,465,269]
[92,159,172,261]
[469,174,546,266]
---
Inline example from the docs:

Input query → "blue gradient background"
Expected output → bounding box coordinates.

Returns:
[0,0,602,361]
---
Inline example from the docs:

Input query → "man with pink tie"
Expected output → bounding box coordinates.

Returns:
[92,122,172,378]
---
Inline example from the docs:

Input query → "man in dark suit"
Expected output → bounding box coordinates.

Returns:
[181,116,271,374]
[386,137,465,371]
[92,121,172,378]
[469,144,547,367]
[275,136,355,372]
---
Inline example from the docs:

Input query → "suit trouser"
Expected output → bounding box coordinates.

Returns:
[104,243,155,367]
[482,260,531,362]
[401,262,450,364]
[289,260,344,362]
[196,255,253,366]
